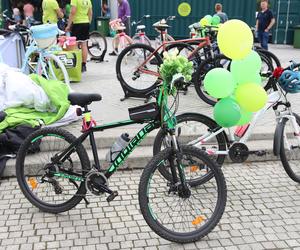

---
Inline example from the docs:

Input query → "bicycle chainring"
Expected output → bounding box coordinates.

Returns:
[85,170,109,196]
[229,143,249,163]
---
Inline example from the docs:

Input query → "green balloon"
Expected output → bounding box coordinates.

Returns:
[231,51,262,85]
[204,68,236,98]
[214,98,241,128]
[212,15,221,25]
[237,109,253,126]
[204,15,213,24]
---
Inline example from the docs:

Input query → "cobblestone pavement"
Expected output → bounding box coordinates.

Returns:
[0,161,300,250]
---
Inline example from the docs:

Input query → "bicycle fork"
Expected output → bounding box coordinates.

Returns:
[168,132,190,197]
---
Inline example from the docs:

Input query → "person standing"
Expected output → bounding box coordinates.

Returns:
[42,0,64,24]
[66,0,93,72]
[23,1,35,26]
[102,0,111,17]
[118,0,131,35]
[256,0,275,50]
[215,3,228,23]
[109,0,131,56]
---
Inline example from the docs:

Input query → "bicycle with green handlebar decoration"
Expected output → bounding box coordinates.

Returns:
[15,56,227,243]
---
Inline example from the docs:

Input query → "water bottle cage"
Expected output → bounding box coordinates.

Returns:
[108,150,122,162]
[82,113,97,132]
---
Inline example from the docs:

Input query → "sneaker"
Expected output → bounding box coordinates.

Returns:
[109,51,117,56]
[82,64,87,72]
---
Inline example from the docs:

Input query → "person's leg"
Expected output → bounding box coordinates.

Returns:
[257,31,263,48]
[109,35,119,56]
[125,17,131,36]
[262,32,269,50]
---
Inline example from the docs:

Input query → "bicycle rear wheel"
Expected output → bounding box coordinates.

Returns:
[153,113,227,185]
[16,127,90,213]
[116,43,163,95]
[194,54,231,106]
[139,145,227,243]
[88,31,107,59]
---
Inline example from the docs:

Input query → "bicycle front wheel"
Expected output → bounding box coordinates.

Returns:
[194,54,231,106]
[279,113,300,183]
[42,53,71,90]
[116,43,163,94]
[139,145,227,243]
[16,127,90,213]
[88,31,108,59]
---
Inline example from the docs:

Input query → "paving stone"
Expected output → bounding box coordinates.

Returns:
[1,153,300,250]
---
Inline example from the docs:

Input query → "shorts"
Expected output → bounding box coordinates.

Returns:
[71,23,90,42]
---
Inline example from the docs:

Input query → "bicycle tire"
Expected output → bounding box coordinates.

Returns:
[153,113,227,185]
[255,47,281,68]
[279,113,300,183]
[194,54,231,106]
[43,53,71,90]
[88,31,108,59]
[16,127,90,214]
[116,43,163,95]
[132,34,152,47]
[139,145,227,243]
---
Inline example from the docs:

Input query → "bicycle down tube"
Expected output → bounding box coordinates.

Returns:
[52,119,160,181]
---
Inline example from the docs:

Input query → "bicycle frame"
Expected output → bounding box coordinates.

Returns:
[138,37,212,78]
[21,40,61,80]
[49,81,177,182]
[51,119,160,181]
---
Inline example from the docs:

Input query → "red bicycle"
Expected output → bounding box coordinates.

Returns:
[116,31,225,100]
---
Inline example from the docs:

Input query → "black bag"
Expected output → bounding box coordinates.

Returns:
[128,102,160,122]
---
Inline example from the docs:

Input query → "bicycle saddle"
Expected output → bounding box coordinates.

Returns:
[68,93,102,107]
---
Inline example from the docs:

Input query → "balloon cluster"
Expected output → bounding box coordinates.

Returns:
[160,49,194,84]
[200,14,221,27]
[204,20,268,128]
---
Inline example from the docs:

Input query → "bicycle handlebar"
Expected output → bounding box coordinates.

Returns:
[284,61,300,71]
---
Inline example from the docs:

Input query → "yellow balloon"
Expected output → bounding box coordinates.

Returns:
[235,83,267,112]
[200,18,209,27]
[217,19,253,60]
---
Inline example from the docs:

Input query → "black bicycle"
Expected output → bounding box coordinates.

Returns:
[16,77,227,243]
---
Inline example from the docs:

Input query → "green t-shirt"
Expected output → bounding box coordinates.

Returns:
[71,0,92,24]
[42,0,60,24]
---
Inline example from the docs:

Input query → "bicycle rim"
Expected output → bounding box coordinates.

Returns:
[118,44,162,92]
[140,146,226,242]
[88,32,107,58]
[280,116,300,182]
[17,132,87,208]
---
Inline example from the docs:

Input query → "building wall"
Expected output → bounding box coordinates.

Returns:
[269,0,300,44]
[128,0,257,38]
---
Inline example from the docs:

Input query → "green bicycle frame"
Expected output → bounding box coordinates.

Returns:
[50,81,177,181]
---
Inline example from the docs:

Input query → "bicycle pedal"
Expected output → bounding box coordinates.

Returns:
[106,191,118,202]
